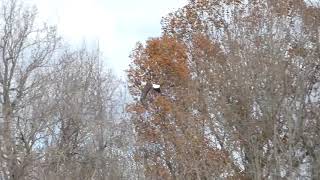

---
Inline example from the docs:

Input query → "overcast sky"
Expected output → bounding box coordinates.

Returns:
[31,0,187,77]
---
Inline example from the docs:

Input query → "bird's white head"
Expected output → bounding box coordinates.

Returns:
[152,84,160,89]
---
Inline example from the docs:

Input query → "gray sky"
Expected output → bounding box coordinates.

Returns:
[32,0,187,77]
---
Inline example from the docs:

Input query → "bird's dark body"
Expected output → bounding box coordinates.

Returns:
[140,81,161,103]
[153,88,161,93]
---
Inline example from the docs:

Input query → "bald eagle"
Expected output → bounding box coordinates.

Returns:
[140,81,161,103]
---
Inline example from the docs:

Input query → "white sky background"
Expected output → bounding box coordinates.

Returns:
[30,0,187,78]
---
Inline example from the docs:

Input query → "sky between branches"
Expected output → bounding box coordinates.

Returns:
[31,0,187,77]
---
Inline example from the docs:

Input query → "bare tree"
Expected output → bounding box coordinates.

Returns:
[0,1,140,179]
[0,0,59,179]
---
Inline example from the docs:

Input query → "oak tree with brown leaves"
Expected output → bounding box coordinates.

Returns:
[128,0,320,179]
